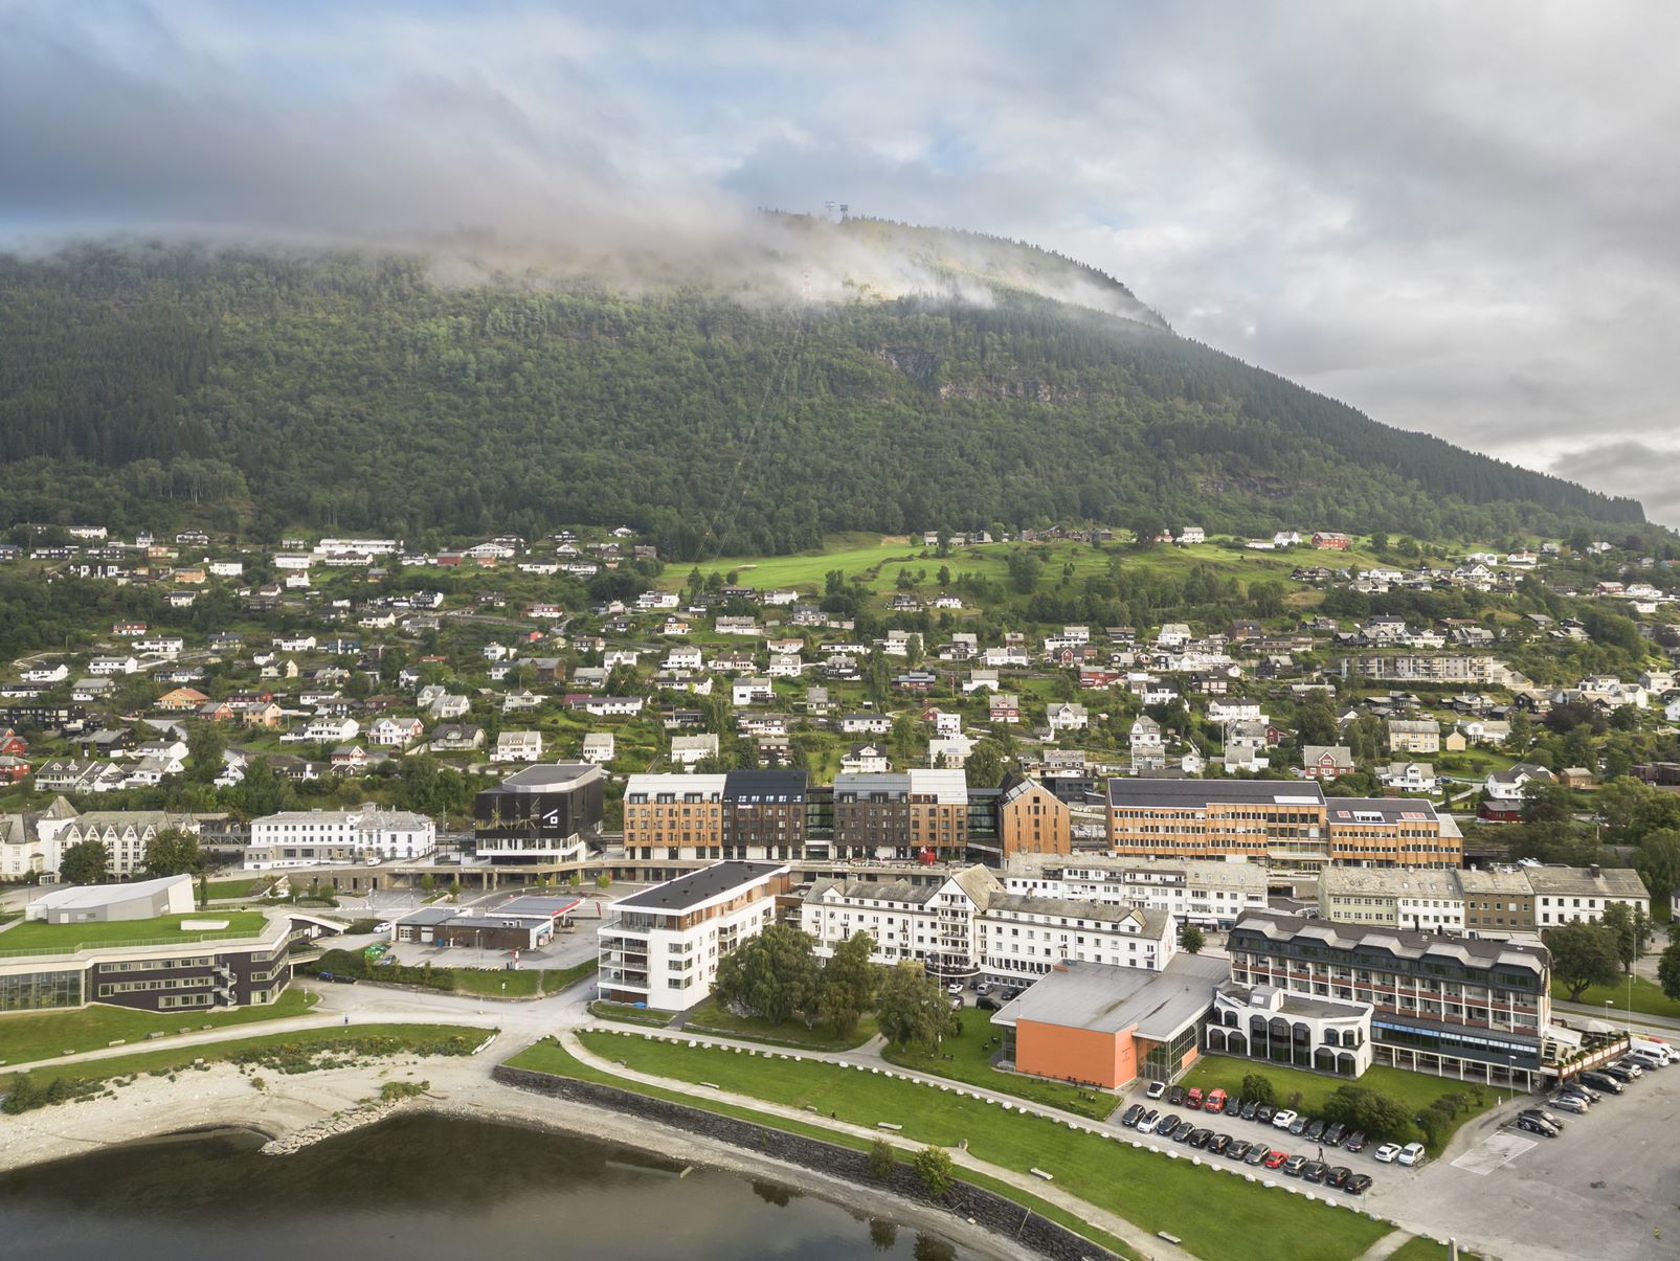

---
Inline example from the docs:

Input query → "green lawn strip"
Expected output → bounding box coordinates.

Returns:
[682,996,877,1051]
[880,1020,1117,1121]
[203,877,274,900]
[1180,1056,1495,1154]
[505,1040,1140,1261]
[589,1000,676,1027]
[0,988,318,1066]
[1552,974,1680,1021]
[2,1022,488,1096]
[578,1032,1390,1261]
[1385,1237,1478,1261]
[0,911,273,955]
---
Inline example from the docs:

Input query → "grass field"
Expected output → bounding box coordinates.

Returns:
[681,996,878,1051]
[508,1038,1146,1260]
[1179,1056,1495,1153]
[1385,1239,1470,1261]
[1553,974,1680,1021]
[575,1031,1391,1261]
[588,1000,677,1027]
[2,1022,486,1097]
[0,911,273,955]
[0,988,318,1066]
[203,877,277,901]
[880,1018,1117,1121]
[667,536,924,592]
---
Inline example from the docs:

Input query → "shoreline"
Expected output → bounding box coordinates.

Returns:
[0,1057,1037,1261]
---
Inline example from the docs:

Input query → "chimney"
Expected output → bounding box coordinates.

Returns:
[1589,864,1601,879]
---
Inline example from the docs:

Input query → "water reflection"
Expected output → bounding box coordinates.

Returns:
[0,1114,971,1261]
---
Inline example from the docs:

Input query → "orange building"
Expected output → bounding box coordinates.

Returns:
[991,955,1225,1090]
[997,775,1071,859]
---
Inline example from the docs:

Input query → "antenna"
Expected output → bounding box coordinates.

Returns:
[823,200,835,221]
[839,203,849,219]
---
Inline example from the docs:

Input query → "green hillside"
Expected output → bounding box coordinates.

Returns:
[0,221,1646,558]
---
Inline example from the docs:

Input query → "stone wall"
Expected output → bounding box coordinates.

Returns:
[493,1064,1120,1261]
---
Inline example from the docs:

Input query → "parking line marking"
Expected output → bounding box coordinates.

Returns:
[1450,1133,1535,1175]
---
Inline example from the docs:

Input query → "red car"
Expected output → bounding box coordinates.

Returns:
[1264,1149,1289,1170]
[1204,1088,1227,1113]
[1186,1088,1203,1109]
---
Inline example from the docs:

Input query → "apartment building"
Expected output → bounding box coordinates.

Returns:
[798,864,1177,985]
[1458,869,1537,935]
[990,774,1072,860]
[1003,853,1268,928]
[1318,867,1465,933]
[622,772,727,862]
[831,769,969,861]
[1226,911,1550,1090]
[721,770,808,861]
[29,807,202,880]
[1105,781,1459,874]
[473,762,606,864]
[245,806,436,869]
[597,861,792,1012]
[1526,865,1650,927]
[1106,779,1329,874]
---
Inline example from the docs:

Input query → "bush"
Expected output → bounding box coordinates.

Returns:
[1240,1072,1277,1107]
[867,1138,896,1181]
[911,1146,955,1199]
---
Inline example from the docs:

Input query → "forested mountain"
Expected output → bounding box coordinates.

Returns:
[0,221,1647,559]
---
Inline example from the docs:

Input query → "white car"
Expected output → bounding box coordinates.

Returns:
[1137,1113,1160,1134]
[374,921,394,934]
[947,982,964,996]
[1373,1143,1402,1164]
[1271,1109,1298,1130]
[1397,1142,1426,1167]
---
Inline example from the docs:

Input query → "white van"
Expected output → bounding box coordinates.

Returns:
[1629,1037,1672,1065]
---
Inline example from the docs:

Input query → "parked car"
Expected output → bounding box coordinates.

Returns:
[1548,1094,1589,1115]
[1121,1104,1145,1128]
[1397,1142,1426,1167]
[1155,1113,1180,1135]
[1520,1107,1563,1129]
[1187,1128,1213,1149]
[1282,1155,1308,1177]
[1208,1133,1232,1156]
[1580,1071,1625,1094]
[1345,1173,1373,1196]
[1628,1049,1666,1071]
[1264,1149,1289,1170]
[1204,1088,1227,1113]
[1304,1118,1326,1142]
[1228,1140,1252,1162]
[1241,1099,1260,1121]
[1630,1036,1672,1064]
[1516,1115,1559,1138]
[1169,1085,1186,1106]
[1302,1161,1328,1184]
[1145,1080,1167,1100]
[1599,1063,1637,1085]
[1271,1109,1298,1130]
[1244,1144,1270,1166]
[1323,1122,1347,1147]
[976,996,1000,1012]
[1172,1119,1196,1142]
[1137,1110,1161,1134]
[1187,1087,1204,1109]
[1373,1143,1402,1164]
[1343,1130,1367,1153]
[1288,1114,1309,1136]
[1325,1166,1351,1190]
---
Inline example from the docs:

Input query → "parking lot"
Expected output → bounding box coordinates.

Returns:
[1370,1057,1680,1261]
[339,887,614,975]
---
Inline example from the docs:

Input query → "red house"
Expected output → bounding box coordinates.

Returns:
[1312,532,1352,551]
[0,728,28,758]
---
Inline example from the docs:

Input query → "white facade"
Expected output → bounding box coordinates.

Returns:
[1003,854,1269,928]
[245,807,435,869]
[597,862,789,1012]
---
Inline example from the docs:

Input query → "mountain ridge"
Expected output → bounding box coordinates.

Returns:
[0,225,1647,559]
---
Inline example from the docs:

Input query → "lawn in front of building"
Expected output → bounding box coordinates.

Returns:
[879,1015,1118,1120]
[0,988,319,1067]
[576,1030,1391,1261]
[1552,974,1680,1021]
[680,995,878,1051]
[1179,1055,1497,1152]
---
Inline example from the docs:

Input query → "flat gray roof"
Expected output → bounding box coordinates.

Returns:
[616,861,786,912]
[1107,779,1326,810]
[991,953,1226,1040]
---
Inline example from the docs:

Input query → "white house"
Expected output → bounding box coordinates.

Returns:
[492,731,544,763]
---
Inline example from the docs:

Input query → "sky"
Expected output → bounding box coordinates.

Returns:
[2,1,1677,524]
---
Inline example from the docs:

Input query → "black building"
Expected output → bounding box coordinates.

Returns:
[473,762,606,862]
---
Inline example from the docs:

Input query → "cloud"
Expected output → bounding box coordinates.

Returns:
[1,1,1677,523]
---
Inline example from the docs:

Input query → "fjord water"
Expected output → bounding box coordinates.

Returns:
[0,1113,967,1260]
